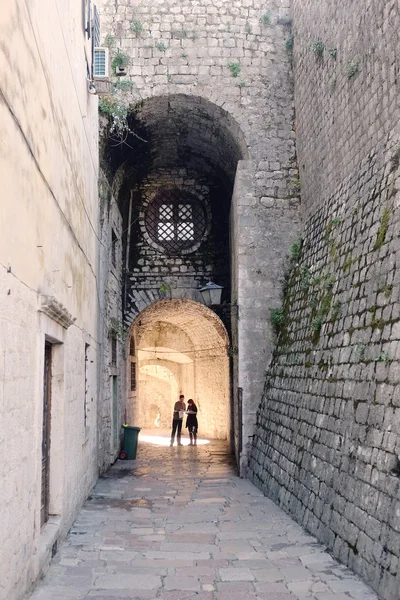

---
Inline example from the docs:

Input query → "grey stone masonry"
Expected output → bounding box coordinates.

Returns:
[291,0,399,219]
[249,132,400,600]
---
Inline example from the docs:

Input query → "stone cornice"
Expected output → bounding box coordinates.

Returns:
[39,295,76,329]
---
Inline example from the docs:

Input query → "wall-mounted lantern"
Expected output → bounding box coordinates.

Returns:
[199,281,224,306]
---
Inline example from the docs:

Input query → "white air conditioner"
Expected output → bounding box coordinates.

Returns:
[93,47,109,79]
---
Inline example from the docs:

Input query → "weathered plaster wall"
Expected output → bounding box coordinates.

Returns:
[249,1,400,597]
[0,2,99,599]
[98,0,301,468]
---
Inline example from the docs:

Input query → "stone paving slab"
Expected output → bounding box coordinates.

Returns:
[27,433,378,600]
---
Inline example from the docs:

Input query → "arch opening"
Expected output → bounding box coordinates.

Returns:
[101,94,248,321]
[128,299,230,442]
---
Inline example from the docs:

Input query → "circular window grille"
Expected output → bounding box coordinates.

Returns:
[144,190,207,254]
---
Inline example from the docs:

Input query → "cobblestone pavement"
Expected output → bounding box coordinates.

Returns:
[29,432,378,600]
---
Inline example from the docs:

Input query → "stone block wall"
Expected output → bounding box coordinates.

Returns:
[124,166,225,321]
[291,0,399,218]
[248,2,399,595]
[98,172,126,473]
[249,134,400,598]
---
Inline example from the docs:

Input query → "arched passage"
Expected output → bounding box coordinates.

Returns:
[100,91,268,471]
[128,299,230,441]
[101,93,248,321]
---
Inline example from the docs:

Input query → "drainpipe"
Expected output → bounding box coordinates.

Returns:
[238,386,243,476]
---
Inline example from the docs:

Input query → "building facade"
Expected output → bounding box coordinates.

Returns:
[0,2,108,598]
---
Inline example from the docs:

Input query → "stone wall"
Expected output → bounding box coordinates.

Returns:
[98,0,301,467]
[125,166,226,318]
[98,173,126,473]
[291,0,399,218]
[249,0,400,592]
[250,140,400,597]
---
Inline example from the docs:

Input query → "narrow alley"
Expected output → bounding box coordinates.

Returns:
[28,433,378,600]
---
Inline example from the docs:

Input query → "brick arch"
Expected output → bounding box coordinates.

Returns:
[131,298,229,350]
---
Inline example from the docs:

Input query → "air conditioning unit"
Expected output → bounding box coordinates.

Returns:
[93,47,109,79]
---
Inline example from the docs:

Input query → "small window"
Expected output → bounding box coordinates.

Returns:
[145,190,206,254]
[93,47,109,79]
[111,229,117,267]
[129,336,135,356]
[111,337,117,366]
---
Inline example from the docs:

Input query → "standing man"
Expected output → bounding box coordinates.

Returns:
[170,394,186,446]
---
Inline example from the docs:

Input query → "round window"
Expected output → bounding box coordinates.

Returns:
[144,191,207,254]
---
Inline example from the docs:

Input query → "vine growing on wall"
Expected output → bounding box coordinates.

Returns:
[269,237,303,344]
[108,318,127,340]
[98,37,147,146]
[99,83,147,146]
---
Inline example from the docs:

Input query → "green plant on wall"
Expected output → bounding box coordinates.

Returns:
[355,344,366,359]
[98,84,146,145]
[347,61,359,78]
[104,33,116,48]
[111,50,131,73]
[330,300,342,323]
[269,307,285,337]
[374,207,390,250]
[228,61,241,77]
[285,35,294,54]
[300,265,310,291]
[262,11,271,25]
[290,237,303,263]
[325,216,341,240]
[375,350,389,363]
[109,318,126,340]
[312,40,325,57]
[328,47,337,60]
[159,283,172,297]
[289,178,301,195]
[155,41,168,52]
[131,19,144,37]
[99,96,129,135]
[311,314,324,340]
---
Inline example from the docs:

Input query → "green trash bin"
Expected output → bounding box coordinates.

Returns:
[123,426,141,459]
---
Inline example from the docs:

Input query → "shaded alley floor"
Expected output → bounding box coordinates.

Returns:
[29,431,378,600]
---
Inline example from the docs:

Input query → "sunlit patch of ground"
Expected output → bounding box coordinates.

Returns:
[139,429,210,447]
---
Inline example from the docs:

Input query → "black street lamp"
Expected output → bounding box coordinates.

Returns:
[199,281,224,306]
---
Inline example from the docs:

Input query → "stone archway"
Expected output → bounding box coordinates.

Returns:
[100,88,300,473]
[128,299,230,441]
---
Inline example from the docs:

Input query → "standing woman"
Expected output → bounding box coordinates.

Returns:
[185,399,198,446]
